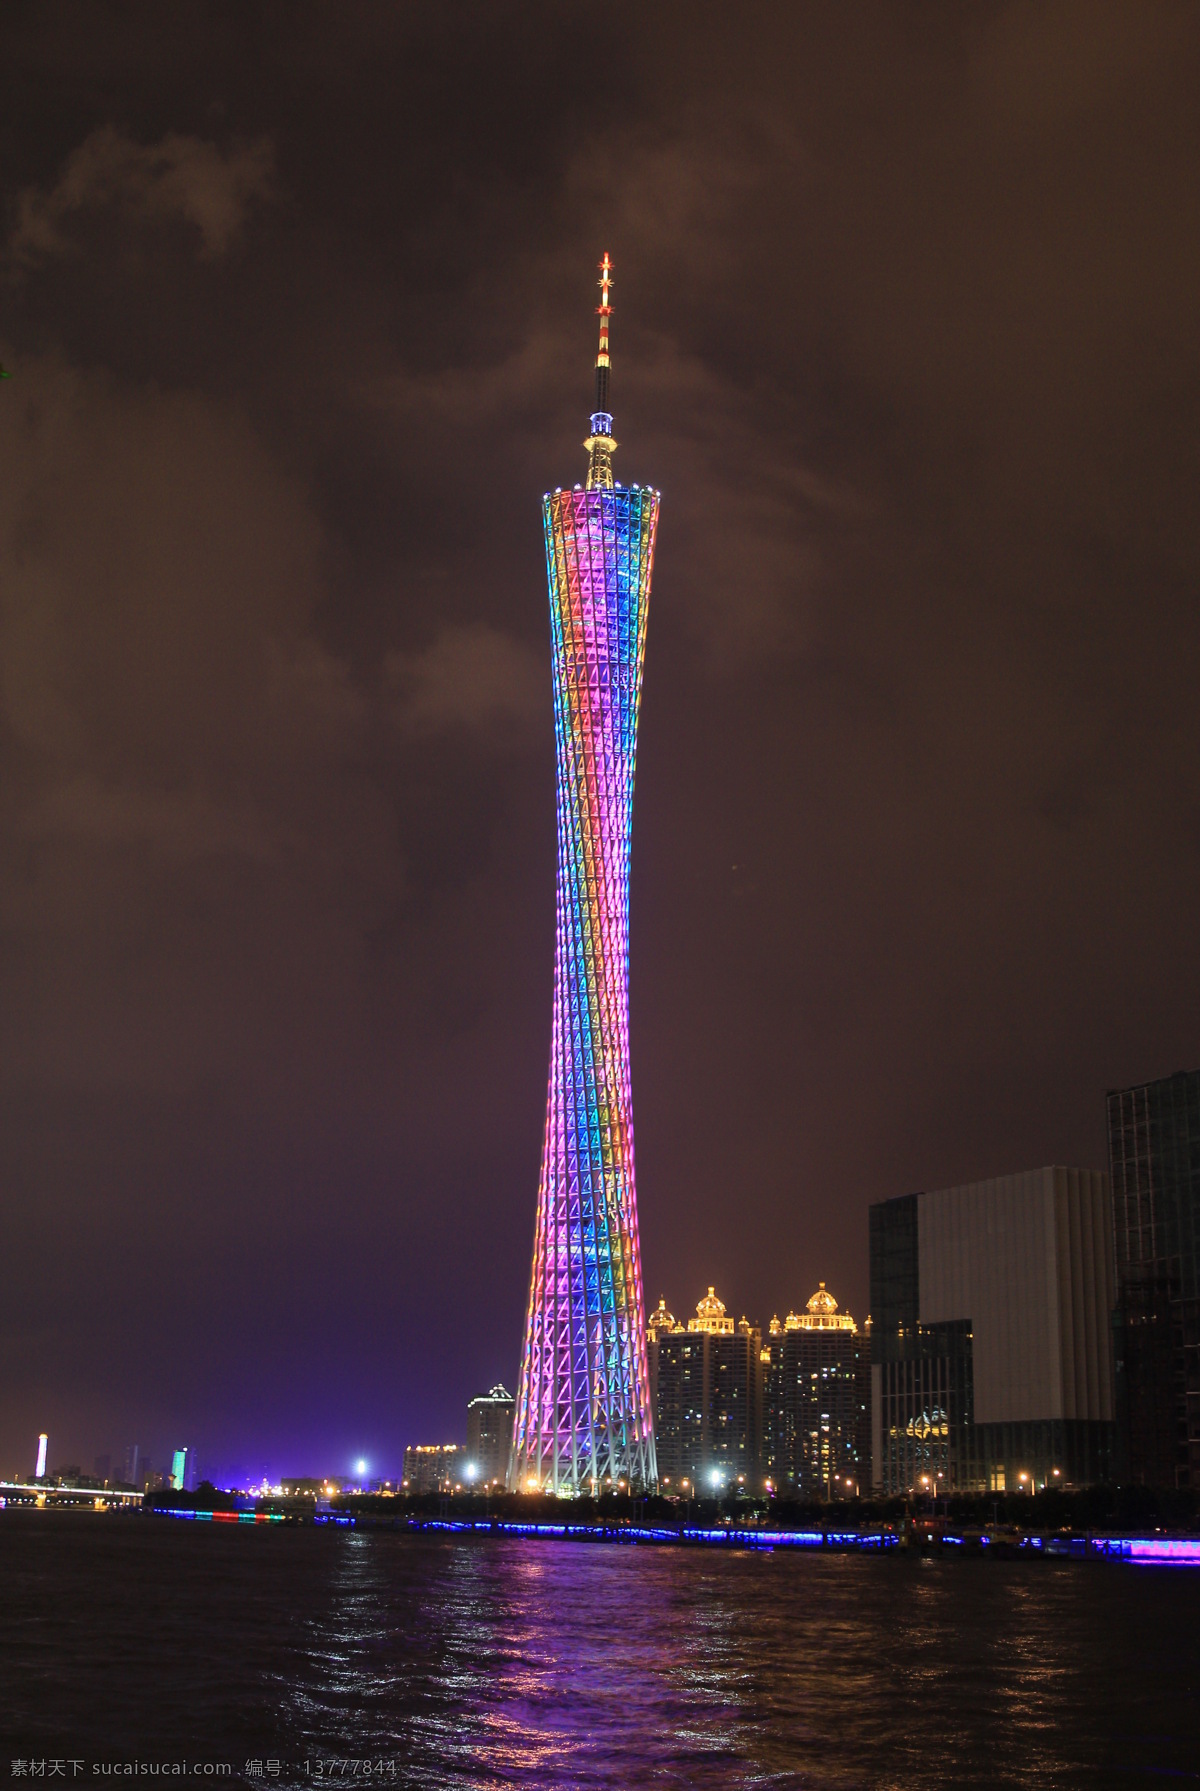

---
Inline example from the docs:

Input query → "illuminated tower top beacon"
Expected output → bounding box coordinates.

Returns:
[583,251,617,490]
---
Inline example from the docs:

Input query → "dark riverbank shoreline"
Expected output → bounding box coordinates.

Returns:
[9,1498,1193,1565]
[8,1480,1199,1563]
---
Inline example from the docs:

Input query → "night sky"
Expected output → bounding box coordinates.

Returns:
[3,3,1198,1484]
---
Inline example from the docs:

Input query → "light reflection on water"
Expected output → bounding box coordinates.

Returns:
[2,1516,1198,1788]
[276,1534,1198,1789]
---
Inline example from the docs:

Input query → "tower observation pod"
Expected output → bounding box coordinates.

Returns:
[509,256,659,1494]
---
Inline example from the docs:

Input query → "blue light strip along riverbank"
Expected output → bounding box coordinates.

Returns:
[135,1508,1200,1565]
[409,1521,889,1550]
[305,1516,1200,1565]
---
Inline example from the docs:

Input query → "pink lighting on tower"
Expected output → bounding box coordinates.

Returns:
[509,257,658,1493]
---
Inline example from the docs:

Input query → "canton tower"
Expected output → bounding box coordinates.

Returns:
[509,255,659,1493]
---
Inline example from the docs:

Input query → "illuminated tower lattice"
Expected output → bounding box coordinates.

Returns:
[510,255,659,1492]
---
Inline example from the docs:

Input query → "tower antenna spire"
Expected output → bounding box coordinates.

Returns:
[584,251,616,490]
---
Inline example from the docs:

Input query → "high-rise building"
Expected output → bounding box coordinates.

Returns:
[122,1443,140,1488]
[170,1448,188,1492]
[1108,1069,1200,1488]
[510,256,659,1495]
[647,1289,763,1494]
[853,1318,873,1481]
[466,1384,514,1485]
[403,1444,464,1494]
[35,1433,48,1479]
[870,1168,1114,1494]
[764,1285,868,1498]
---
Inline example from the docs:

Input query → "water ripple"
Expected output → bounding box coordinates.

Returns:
[2,1517,1198,1788]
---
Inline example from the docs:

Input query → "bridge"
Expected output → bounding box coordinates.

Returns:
[0,1481,143,1509]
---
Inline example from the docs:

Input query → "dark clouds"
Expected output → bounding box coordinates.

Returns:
[2,1,1198,1481]
[11,126,274,264]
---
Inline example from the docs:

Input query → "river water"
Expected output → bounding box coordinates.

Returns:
[1,1512,1197,1787]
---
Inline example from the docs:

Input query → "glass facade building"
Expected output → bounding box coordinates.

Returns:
[870,1169,1115,1494]
[869,1196,978,1494]
[1108,1069,1200,1488]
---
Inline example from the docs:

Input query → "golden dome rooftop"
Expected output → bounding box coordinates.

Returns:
[687,1285,735,1334]
[784,1282,857,1332]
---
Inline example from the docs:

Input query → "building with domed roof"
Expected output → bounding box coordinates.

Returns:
[647,1297,677,1337]
[647,1287,764,1493]
[764,1284,869,1498]
[688,1286,735,1334]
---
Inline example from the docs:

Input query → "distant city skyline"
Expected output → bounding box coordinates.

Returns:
[13,1186,1130,1499]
